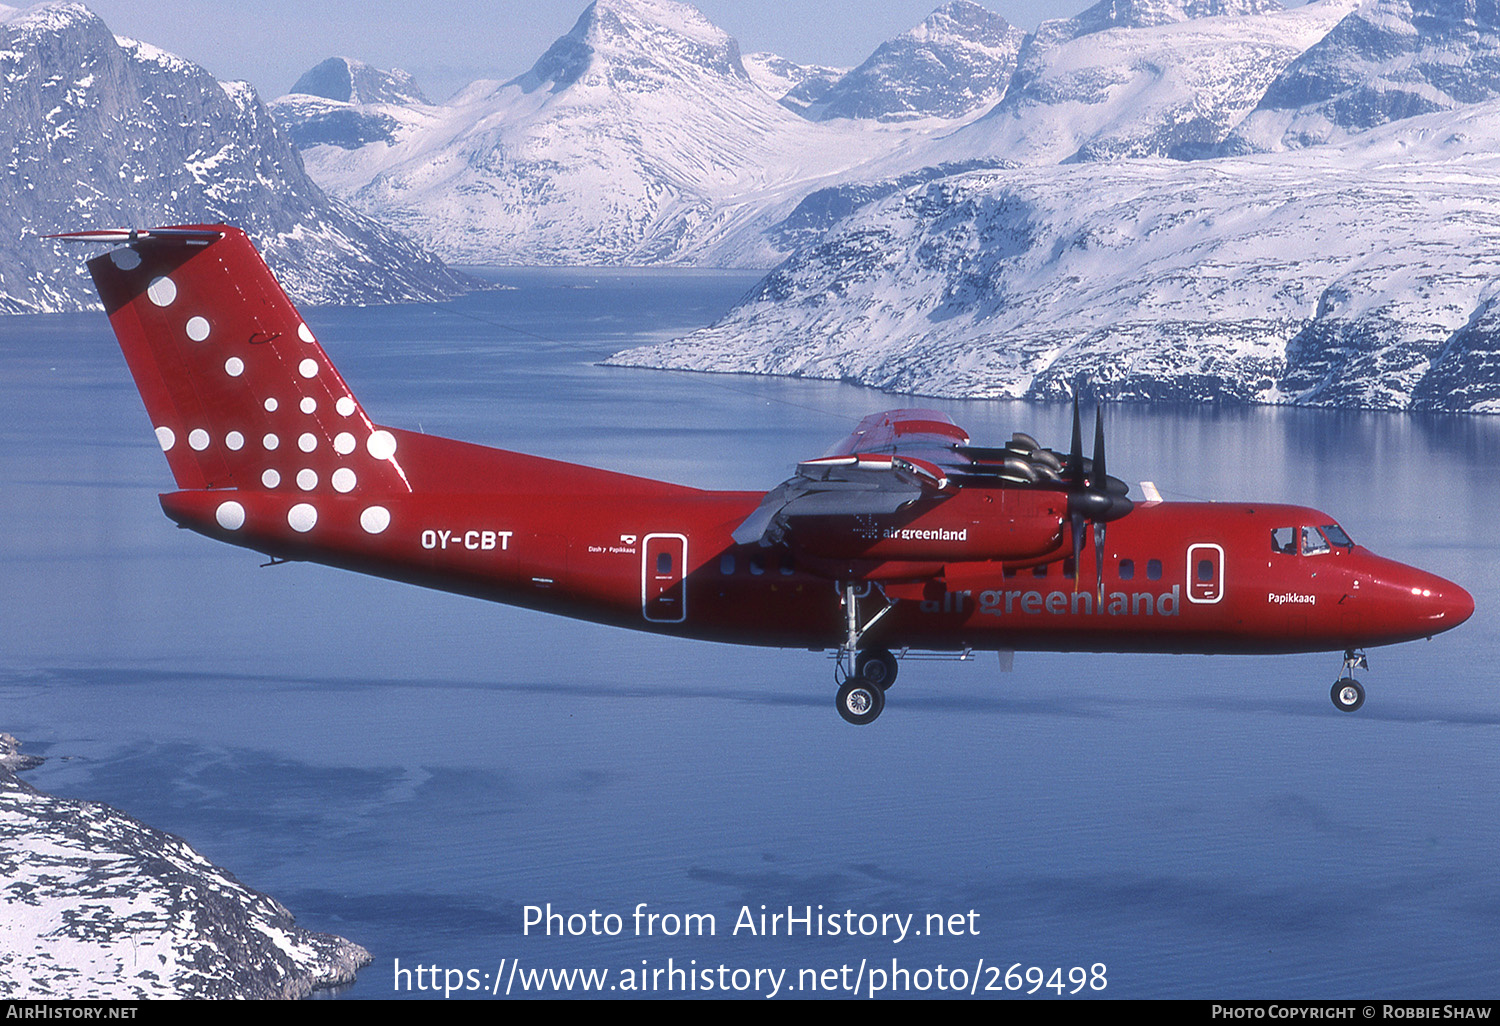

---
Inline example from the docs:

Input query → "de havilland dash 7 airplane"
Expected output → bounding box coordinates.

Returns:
[54,224,1474,724]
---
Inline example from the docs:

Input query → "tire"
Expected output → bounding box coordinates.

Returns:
[836,677,886,725]
[855,648,899,690]
[1331,678,1365,713]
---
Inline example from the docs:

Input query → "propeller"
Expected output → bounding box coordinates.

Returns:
[1065,398,1134,604]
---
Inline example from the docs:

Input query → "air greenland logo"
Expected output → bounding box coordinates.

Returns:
[920,586,1182,617]
[852,517,968,543]
[980,586,1180,618]
[883,527,968,542]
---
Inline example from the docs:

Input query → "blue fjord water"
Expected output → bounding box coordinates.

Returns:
[2,268,1498,999]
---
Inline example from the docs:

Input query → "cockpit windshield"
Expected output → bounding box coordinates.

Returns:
[1302,526,1329,555]
[1273,524,1354,555]
[1320,523,1354,548]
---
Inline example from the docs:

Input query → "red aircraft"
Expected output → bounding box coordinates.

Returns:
[55,225,1474,724]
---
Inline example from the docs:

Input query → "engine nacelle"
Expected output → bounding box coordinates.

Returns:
[784,489,1064,563]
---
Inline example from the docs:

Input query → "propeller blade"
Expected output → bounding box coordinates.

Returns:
[1092,405,1106,490]
[1068,397,1084,491]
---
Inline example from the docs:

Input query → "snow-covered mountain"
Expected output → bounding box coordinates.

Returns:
[919,0,1358,164]
[609,102,1500,414]
[1223,0,1500,153]
[274,0,1021,266]
[292,56,429,107]
[1,734,369,999]
[273,57,432,151]
[799,0,1026,122]
[0,2,469,314]
[740,51,846,105]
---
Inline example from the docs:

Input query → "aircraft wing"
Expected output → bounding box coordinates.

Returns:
[732,410,966,546]
[731,451,952,546]
[731,408,1098,548]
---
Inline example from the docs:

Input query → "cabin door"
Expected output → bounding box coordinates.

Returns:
[1187,543,1224,604]
[642,533,688,623]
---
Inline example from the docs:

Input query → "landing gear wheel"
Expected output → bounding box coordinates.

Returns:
[855,648,899,690]
[836,677,886,725]
[1331,678,1365,713]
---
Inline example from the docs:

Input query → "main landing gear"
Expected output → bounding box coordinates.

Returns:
[834,583,899,725]
[1331,649,1369,712]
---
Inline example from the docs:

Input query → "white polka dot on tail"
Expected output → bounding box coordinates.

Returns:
[147,277,177,307]
[367,430,397,461]
[360,506,390,534]
[215,501,245,531]
[288,503,317,533]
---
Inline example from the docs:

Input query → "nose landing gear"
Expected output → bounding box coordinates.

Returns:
[1331,649,1369,712]
[833,583,898,725]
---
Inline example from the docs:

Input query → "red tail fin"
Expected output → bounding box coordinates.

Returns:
[73,225,410,496]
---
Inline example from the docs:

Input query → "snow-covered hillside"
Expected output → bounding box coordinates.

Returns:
[1224,0,1500,153]
[0,2,468,314]
[919,0,1360,163]
[0,735,369,999]
[275,0,1021,267]
[610,102,1500,414]
[801,0,1026,122]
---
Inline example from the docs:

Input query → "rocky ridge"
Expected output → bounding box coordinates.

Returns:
[0,734,370,999]
[1,2,469,314]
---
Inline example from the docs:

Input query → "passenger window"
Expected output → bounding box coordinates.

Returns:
[1197,559,1213,582]
[750,556,764,576]
[1119,559,1135,580]
[779,553,794,576]
[1272,527,1296,554]
[719,553,735,575]
[1302,526,1329,556]
[1063,558,1075,579]
[1033,565,1047,578]
[1147,559,1162,581]
[656,552,673,574]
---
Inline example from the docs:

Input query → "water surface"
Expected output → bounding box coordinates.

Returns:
[2,269,1497,999]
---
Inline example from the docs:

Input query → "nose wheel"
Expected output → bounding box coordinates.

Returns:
[1331,678,1365,712]
[1331,649,1368,712]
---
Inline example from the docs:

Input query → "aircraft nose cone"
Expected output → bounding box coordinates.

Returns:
[1417,574,1474,633]
[1439,580,1475,628]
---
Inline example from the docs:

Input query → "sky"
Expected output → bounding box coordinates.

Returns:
[76,0,1307,106]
